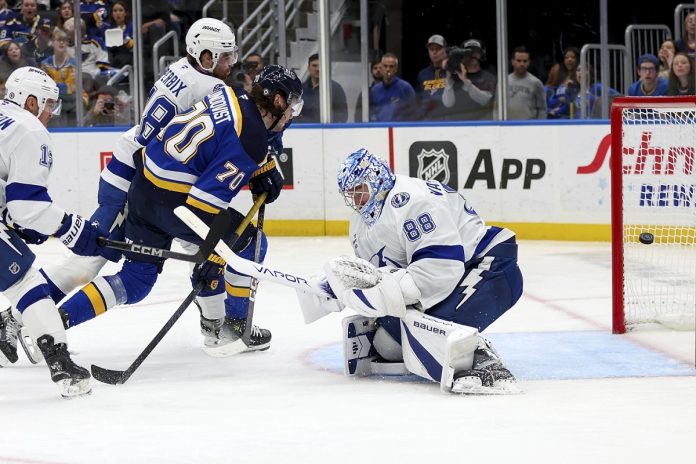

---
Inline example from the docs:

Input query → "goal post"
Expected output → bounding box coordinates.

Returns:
[611,96,696,334]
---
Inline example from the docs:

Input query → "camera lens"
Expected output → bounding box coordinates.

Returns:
[104,101,115,110]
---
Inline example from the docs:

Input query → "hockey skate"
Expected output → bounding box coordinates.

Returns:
[452,339,521,395]
[0,307,20,366]
[226,317,272,352]
[200,315,246,357]
[37,335,91,398]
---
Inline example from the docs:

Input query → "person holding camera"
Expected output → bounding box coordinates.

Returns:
[84,85,129,126]
[441,39,496,120]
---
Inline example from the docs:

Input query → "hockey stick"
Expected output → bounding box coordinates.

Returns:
[174,206,336,299]
[98,237,209,263]
[90,194,267,385]
[242,204,265,346]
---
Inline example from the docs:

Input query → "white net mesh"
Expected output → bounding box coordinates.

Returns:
[620,105,696,330]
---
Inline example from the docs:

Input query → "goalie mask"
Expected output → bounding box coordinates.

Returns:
[337,148,395,226]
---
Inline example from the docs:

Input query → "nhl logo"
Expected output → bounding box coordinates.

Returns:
[9,262,20,275]
[417,149,450,184]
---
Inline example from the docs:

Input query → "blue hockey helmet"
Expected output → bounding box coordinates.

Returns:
[253,64,304,116]
[337,148,395,226]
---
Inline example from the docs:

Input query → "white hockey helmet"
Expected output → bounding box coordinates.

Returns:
[4,66,61,116]
[185,18,238,71]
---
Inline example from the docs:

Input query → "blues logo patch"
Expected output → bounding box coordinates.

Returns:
[391,192,410,208]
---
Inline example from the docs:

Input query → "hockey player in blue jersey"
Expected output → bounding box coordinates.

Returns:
[297,149,523,394]
[0,67,111,397]
[56,65,303,357]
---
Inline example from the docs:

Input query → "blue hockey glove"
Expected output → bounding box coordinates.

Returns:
[1,209,49,245]
[249,158,284,204]
[54,214,107,257]
[191,252,226,292]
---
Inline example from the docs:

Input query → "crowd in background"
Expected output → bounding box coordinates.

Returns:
[1,1,694,126]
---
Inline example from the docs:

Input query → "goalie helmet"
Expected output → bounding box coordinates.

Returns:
[253,64,304,116]
[186,18,238,71]
[4,66,60,116]
[337,148,395,226]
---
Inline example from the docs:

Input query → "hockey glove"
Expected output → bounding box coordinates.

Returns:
[1,209,49,245]
[54,214,106,257]
[249,158,284,204]
[191,252,226,292]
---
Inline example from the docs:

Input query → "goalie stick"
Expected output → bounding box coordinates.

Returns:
[90,193,267,385]
[174,205,336,299]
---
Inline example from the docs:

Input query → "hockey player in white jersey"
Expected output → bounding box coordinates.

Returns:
[29,18,273,353]
[298,148,524,394]
[0,67,110,398]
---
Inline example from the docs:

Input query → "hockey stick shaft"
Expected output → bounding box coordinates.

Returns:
[242,204,265,346]
[91,194,267,385]
[174,205,336,299]
[97,238,205,263]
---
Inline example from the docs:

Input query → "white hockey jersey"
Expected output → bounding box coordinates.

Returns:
[349,175,514,310]
[0,100,64,235]
[102,57,226,193]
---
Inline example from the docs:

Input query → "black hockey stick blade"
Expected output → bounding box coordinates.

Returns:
[90,365,129,385]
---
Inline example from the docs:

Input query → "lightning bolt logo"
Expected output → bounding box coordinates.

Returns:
[0,227,22,255]
[455,256,493,311]
[108,210,126,233]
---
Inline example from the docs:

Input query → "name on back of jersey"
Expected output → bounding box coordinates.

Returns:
[208,88,232,125]
[159,68,188,97]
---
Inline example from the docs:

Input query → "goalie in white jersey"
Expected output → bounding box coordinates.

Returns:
[0,67,111,398]
[299,148,523,394]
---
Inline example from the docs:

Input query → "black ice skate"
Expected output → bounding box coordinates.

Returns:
[200,315,246,357]
[37,335,92,398]
[0,307,20,366]
[452,340,521,395]
[226,317,272,352]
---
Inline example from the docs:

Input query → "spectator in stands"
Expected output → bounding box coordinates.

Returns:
[297,53,348,123]
[546,77,578,119]
[80,0,108,40]
[676,11,696,60]
[0,40,36,80]
[506,45,546,120]
[628,53,668,96]
[658,38,676,79]
[41,27,86,125]
[84,84,130,126]
[1,0,53,46]
[355,60,383,122]
[64,17,110,85]
[370,52,417,121]
[416,34,448,120]
[573,63,620,119]
[441,39,496,120]
[0,1,16,34]
[244,53,263,82]
[546,47,579,93]
[666,52,695,96]
[103,0,133,69]
[22,22,52,63]
[0,75,6,99]
[141,0,171,88]
[55,0,73,31]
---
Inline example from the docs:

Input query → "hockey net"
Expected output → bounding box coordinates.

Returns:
[611,97,696,333]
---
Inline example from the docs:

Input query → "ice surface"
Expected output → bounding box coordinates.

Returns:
[1,238,694,464]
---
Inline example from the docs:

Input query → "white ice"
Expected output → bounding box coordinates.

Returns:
[1,238,695,464]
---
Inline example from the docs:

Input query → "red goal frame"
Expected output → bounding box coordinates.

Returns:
[610,96,696,334]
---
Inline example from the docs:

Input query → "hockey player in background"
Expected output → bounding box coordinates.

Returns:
[55,65,303,357]
[0,67,110,398]
[297,149,523,394]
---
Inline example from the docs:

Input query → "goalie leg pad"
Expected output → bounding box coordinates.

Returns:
[399,310,478,388]
[342,315,378,376]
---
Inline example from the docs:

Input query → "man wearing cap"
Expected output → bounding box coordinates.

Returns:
[416,34,448,120]
[84,85,130,126]
[442,38,497,120]
[628,53,668,96]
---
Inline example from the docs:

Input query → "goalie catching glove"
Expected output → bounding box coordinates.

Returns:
[249,158,284,204]
[324,255,421,318]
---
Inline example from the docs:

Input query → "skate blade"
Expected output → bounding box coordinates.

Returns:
[20,329,43,364]
[203,339,247,358]
[242,342,271,353]
[58,379,93,399]
[451,378,523,395]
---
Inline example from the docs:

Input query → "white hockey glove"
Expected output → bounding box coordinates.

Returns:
[324,256,421,319]
[295,274,345,324]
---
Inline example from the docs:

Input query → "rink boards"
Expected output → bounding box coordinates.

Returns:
[48,121,617,240]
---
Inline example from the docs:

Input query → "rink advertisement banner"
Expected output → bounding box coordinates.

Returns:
[47,124,612,239]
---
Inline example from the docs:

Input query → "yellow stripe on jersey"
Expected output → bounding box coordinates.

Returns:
[82,283,107,316]
[225,87,243,136]
[143,161,192,193]
[225,282,250,298]
[185,196,221,214]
